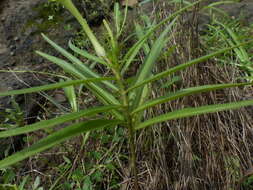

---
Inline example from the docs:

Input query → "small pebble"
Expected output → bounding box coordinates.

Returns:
[9,45,16,51]
[54,92,67,103]
[14,37,19,41]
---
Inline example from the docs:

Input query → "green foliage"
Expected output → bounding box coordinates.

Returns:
[25,1,64,32]
[0,0,253,189]
[202,17,253,79]
[0,97,24,129]
[0,184,18,190]
[243,175,253,188]
[0,172,45,190]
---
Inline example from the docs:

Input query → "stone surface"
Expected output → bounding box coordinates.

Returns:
[218,0,253,24]
[0,0,114,156]
[0,0,69,156]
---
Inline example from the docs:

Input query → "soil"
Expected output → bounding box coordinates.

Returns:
[0,0,112,157]
[219,0,253,24]
[0,0,72,157]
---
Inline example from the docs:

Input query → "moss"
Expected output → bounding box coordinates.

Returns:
[24,2,64,33]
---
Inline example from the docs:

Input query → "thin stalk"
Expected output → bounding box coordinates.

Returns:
[127,115,139,190]
[118,0,129,38]
[112,65,139,189]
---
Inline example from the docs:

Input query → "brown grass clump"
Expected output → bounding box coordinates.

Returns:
[132,1,253,189]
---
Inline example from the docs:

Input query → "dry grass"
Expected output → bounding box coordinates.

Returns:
[130,1,253,189]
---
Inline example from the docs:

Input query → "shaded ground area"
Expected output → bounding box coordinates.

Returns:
[0,0,75,158]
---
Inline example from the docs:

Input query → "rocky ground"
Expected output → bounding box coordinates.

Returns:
[0,0,71,157]
[0,0,115,158]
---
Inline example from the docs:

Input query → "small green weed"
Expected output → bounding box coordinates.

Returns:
[243,175,253,188]
[202,17,253,79]
[0,97,24,129]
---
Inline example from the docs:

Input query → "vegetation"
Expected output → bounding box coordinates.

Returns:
[0,0,253,189]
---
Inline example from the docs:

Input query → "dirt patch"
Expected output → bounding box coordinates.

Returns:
[0,0,68,156]
[0,0,114,158]
[218,0,253,24]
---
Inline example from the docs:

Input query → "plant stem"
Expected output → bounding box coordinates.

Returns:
[112,66,139,190]
[128,116,139,190]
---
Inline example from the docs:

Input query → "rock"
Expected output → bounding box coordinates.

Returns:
[218,0,253,25]
[74,0,113,25]
[14,36,19,41]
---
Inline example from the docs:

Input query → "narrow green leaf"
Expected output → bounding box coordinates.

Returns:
[118,0,129,37]
[131,20,176,108]
[63,82,78,112]
[141,14,154,28]
[41,34,117,91]
[36,51,122,116]
[134,20,175,85]
[0,78,114,97]
[203,1,236,10]
[216,21,250,63]
[212,24,245,62]
[136,99,253,130]
[121,0,201,74]
[0,105,120,138]
[120,31,150,74]
[135,23,150,54]
[127,41,253,92]
[56,0,106,57]
[132,82,252,114]
[0,184,18,190]
[133,83,150,126]
[42,33,90,67]
[68,40,107,65]
[160,76,181,89]
[114,2,121,36]
[103,19,116,50]
[0,119,122,168]
[36,51,85,78]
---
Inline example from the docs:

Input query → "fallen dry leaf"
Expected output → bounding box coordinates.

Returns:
[121,0,138,7]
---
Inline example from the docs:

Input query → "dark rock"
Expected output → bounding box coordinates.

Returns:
[218,0,253,25]
[74,0,113,25]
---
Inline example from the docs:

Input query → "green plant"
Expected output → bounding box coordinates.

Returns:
[0,184,18,190]
[243,175,253,188]
[0,97,24,129]
[203,18,253,80]
[0,0,253,189]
